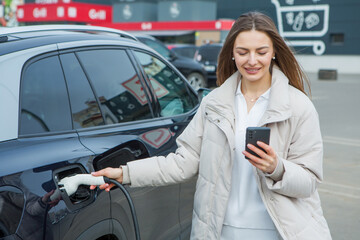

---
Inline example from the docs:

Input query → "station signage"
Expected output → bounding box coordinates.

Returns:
[16,2,234,32]
[17,2,112,23]
[34,0,71,3]
[97,19,234,31]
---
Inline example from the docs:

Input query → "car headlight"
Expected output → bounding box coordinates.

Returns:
[203,65,216,72]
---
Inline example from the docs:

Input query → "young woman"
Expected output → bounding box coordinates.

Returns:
[91,12,332,240]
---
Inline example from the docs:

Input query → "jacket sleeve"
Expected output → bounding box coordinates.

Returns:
[265,101,323,198]
[123,102,205,187]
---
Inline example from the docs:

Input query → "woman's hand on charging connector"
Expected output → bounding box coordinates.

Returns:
[90,167,123,192]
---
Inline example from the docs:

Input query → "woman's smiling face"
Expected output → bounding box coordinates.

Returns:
[232,30,275,84]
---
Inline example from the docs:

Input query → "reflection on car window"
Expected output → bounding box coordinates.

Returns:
[20,56,72,135]
[134,51,196,117]
[60,53,104,129]
[76,49,152,124]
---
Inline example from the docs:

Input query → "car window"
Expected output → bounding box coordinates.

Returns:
[76,49,152,124]
[134,51,197,117]
[20,55,72,135]
[139,38,172,60]
[60,53,105,129]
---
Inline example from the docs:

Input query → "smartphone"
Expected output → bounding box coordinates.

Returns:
[245,127,270,159]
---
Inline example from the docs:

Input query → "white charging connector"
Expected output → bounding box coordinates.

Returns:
[58,174,106,196]
[50,174,106,201]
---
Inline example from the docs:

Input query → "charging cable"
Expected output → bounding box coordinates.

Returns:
[52,174,141,240]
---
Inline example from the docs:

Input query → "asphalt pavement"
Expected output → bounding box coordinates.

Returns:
[309,72,360,240]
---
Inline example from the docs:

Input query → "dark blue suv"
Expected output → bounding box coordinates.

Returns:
[0,25,199,240]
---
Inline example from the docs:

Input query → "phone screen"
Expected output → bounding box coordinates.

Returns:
[245,127,270,159]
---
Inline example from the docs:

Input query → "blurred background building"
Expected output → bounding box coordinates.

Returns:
[1,0,360,74]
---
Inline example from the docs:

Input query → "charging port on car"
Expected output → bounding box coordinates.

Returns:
[53,164,95,212]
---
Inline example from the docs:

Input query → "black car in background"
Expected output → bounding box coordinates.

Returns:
[0,25,199,240]
[135,34,208,90]
[194,43,223,87]
[168,44,199,60]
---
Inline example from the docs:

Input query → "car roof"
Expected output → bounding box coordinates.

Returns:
[0,24,137,41]
[132,33,156,40]
[0,25,141,56]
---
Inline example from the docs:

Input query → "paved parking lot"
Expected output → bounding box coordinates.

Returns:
[309,73,360,240]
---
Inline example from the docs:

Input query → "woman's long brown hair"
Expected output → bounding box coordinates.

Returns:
[216,11,310,95]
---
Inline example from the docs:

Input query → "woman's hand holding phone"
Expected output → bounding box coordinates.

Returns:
[243,127,277,174]
[243,141,277,174]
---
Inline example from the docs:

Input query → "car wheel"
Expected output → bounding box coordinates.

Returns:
[187,72,207,90]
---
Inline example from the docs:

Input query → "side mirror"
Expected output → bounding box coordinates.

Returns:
[197,88,211,102]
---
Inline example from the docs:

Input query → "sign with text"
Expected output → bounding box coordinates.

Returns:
[17,2,112,23]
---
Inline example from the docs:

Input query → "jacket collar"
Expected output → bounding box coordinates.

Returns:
[259,67,292,126]
[205,71,238,126]
[206,66,292,126]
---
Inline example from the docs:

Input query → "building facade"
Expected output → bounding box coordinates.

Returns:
[219,0,360,55]
[217,0,360,74]
[6,0,360,73]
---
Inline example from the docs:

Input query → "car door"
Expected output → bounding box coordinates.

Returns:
[0,53,111,240]
[132,49,199,240]
[61,46,182,240]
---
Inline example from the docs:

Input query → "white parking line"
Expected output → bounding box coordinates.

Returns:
[323,136,360,147]
[319,181,360,199]
[318,189,360,199]
[322,181,360,191]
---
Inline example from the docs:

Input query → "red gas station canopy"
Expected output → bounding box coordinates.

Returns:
[16,3,234,31]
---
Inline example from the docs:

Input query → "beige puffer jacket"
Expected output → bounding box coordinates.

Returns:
[122,67,332,240]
